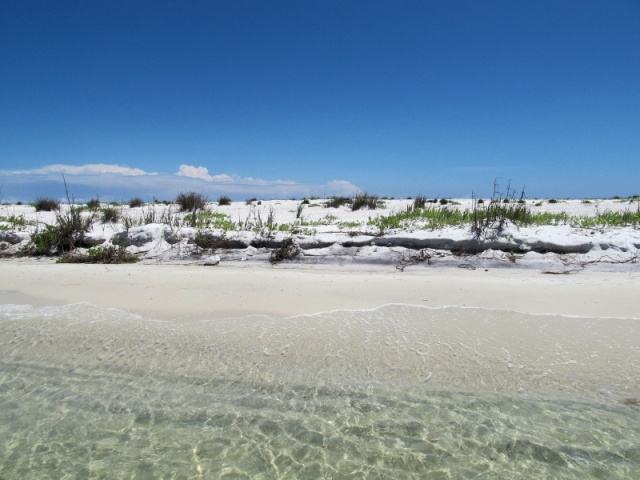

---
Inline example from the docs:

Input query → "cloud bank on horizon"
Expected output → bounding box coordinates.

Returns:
[0,163,360,203]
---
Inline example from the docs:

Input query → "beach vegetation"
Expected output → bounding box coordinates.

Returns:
[122,205,181,229]
[34,197,60,212]
[337,221,362,229]
[573,207,640,228]
[27,206,94,255]
[176,192,208,212]
[413,195,427,209]
[86,198,101,210]
[296,202,306,219]
[128,197,145,208]
[100,206,120,224]
[0,214,31,230]
[217,195,232,206]
[186,211,237,230]
[269,237,301,264]
[325,196,351,208]
[58,245,139,264]
[193,231,229,250]
[352,192,381,211]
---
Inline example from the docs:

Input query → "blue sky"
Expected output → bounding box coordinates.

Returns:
[1,0,639,202]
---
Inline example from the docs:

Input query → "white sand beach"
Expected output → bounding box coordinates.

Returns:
[1,259,638,321]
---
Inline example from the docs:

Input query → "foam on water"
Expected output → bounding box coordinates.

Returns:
[1,303,639,478]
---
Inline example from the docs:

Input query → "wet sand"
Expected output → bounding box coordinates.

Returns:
[1,259,638,321]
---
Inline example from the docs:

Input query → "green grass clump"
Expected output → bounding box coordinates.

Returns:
[176,192,207,212]
[574,208,640,228]
[27,207,94,255]
[413,195,427,209]
[58,245,139,264]
[185,211,237,230]
[217,195,232,206]
[352,193,380,211]
[100,206,120,223]
[325,196,351,208]
[34,197,60,212]
[0,215,31,230]
[370,206,470,233]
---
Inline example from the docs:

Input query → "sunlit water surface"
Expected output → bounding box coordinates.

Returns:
[1,303,639,479]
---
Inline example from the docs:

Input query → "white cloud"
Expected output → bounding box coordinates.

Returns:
[2,163,157,176]
[176,165,233,182]
[0,162,361,202]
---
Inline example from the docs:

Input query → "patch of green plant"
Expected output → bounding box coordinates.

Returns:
[58,245,139,264]
[337,221,362,229]
[27,206,95,255]
[34,197,60,212]
[574,208,640,228]
[101,206,120,223]
[185,211,237,230]
[0,215,31,230]
[369,206,470,233]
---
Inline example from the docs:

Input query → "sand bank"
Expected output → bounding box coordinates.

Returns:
[1,259,638,321]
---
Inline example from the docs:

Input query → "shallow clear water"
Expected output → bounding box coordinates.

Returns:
[1,303,639,479]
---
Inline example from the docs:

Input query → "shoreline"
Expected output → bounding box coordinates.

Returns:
[2,258,638,321]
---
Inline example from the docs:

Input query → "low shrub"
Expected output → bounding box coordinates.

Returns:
[27,207,94,255]
[352,193,379,211]
[128,197,145,208]
[58,245,139,264]
[176,192,207,212]
[34,197,60,212]
[269,237,302,264]
[217,195,232,206]
[325,196,351,208]
[101,206,120,223]
[413,195,427,209]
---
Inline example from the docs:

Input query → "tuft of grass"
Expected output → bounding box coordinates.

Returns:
[58,245,139,264]
[413,195,427,209]
[325,196,351,208]
[352,192,380,211]
[34,197,60,212]
[86,198,101,211]
[27,207,94,255]
[0,215,31,230]
[100,206,120,223]
[217,195,232,206]
[184,211,237,230]
[128,197,145,208]
[176,192,207,212]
